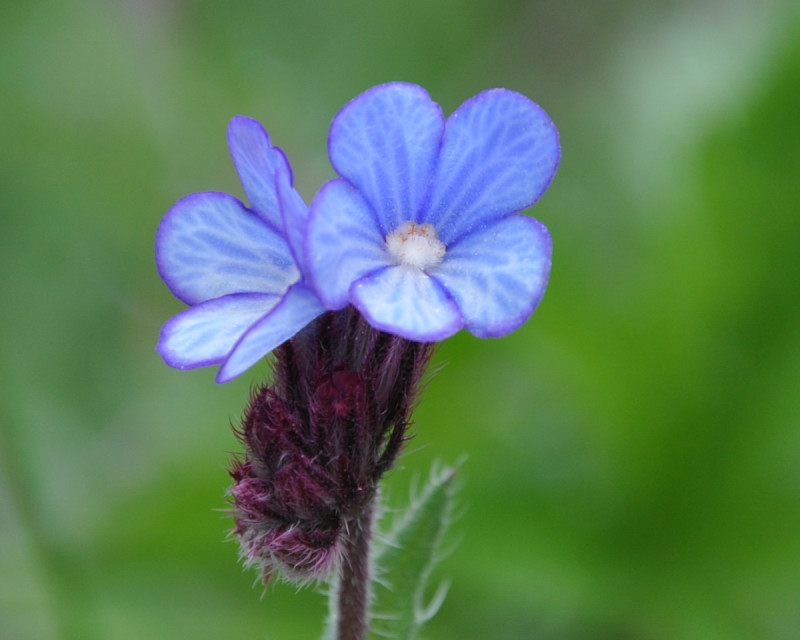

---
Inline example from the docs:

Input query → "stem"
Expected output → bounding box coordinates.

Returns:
[335,498,376,640]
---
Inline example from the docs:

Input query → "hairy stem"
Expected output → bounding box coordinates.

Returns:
[335,499,376,640]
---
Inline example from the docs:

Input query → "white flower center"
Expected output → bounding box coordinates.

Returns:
[385,221,445,271]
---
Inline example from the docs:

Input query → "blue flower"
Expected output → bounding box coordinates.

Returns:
[306,82,559,341]
[156,116,324,383]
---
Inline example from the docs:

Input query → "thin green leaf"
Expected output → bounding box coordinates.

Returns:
[368,462,460,640]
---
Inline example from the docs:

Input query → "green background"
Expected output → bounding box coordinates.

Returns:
[2,1,800,638]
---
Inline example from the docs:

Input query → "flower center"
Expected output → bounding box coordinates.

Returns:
[385,221,445,271]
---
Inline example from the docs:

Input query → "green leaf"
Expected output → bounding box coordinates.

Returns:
[369,462,460,640]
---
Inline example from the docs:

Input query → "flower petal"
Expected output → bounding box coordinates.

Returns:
[306,179,389,309]
[227,115,292,229]
[351,266,463,342]
[157,293,280,370]
[276,166,309,273]
[156,192,300,305]
[423,89,560,245]
[217,283,326,383]
[431,215,552,338]
[328,82,444,233]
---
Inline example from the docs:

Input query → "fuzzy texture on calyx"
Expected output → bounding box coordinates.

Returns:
[229,306,434,584]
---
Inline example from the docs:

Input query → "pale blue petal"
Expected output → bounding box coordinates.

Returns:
[306,179,389,309]
[227,115,292,229]
[276,165,309,272]
[156,192,300,305]
[431,215,552,338]
[424,90,560,245]
[217,283,326,383]
[157,293,280,369]
[328,82,444,233]
[351,266,462,342]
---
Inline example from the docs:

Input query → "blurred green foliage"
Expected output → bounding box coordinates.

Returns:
[2,1,800,639]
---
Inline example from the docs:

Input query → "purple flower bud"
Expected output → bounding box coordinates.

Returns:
[229,306,434,584]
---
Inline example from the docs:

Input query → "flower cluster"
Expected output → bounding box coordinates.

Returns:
[156,82,559,383]
[230,307,434,583]
[155,82,559,582]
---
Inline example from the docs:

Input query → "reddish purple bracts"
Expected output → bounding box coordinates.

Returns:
[229,306,434,584]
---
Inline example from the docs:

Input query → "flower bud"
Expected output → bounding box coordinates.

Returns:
[229,307,434,583]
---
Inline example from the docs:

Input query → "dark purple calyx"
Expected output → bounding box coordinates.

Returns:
[229,306,434,583]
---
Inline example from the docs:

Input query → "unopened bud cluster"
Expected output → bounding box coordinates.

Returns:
[229,307,434,584]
